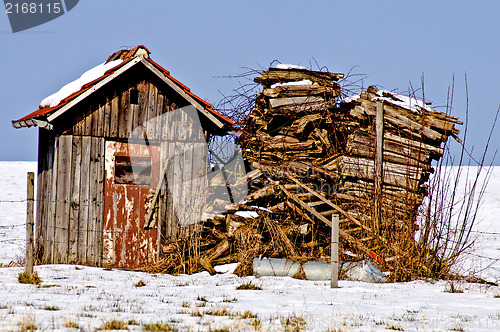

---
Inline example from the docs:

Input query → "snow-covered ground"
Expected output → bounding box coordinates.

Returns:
[0,162,499,331]
[0,162,37,266]
[457,165,500,282]
[1,265,500,331]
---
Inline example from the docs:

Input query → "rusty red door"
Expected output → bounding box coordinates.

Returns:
[103,141,160,268]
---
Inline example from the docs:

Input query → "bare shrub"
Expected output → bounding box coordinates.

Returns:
[18,271,41,285]
[388,75,498,280]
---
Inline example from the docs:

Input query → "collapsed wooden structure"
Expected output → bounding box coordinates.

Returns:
[149,65,462,277]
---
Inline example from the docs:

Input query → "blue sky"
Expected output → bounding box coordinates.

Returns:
[1,1,498,164]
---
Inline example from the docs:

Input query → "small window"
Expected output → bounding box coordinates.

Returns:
[130,89,139,105]
[115,155,151,185]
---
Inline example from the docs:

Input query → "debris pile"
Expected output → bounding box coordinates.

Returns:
[148,65,462,280]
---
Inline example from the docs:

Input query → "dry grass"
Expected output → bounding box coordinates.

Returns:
[134,279,147,287]
[143,322,176,331]
[240,310,258,319]
[97,320,129,330]
[292,266,307,280]
[250,318,261,329]
[236,282,262,290]
[64,321,79,328]
[204,307,233,317]
[283,315,307,331]
[19,322,38,332]
[18,272,41,285]
[43,305,60,311]
[233,221,263,277]
[18,315,37,331]
[444,282,464,294]
[223,297,238,303]
[191,310,203,317]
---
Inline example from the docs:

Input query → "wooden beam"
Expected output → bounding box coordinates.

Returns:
[263,85,339,98]
[200,239,230,275]
[374,101,384,232]
[331,214,339,288]
[145,159,170,228]
[25,172,35,276]
[269,96,324,109]
[286,200,315,224]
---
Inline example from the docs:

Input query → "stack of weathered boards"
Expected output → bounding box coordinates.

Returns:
[338,86,461,217]
[236,66,461,264]
[149,66,462,277]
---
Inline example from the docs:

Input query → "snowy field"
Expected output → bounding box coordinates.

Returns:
[0,161,499,331]
[0,162,37,266]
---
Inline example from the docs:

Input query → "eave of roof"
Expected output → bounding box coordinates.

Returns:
[12,51,233,129]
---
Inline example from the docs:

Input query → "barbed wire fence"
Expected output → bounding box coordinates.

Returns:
[0,197,29,265]
[0,196,194,267]
[1,174,500,279]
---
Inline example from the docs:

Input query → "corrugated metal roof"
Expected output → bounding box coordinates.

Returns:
[12,45,233,129]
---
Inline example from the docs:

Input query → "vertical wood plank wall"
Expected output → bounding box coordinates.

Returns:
[36,134,105,265]
[157,142,208,240]
[36,78,211,266]
[35,129,55,263]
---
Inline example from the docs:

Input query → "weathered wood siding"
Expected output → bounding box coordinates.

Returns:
[35,129,56,263]
[157,141,208,242]
[63,78,189,141]
[36,71,211,267]
[36,133,105,265]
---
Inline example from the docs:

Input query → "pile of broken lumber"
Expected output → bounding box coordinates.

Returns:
[242,66,344,164]
[148,66,462,279]
[238,67,460,267]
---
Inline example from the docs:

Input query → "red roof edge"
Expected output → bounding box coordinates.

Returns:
[13,46,233,128]
[133,45,151,55]
[12,59,129,126]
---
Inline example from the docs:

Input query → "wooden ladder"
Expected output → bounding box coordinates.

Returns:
[277,174,385,264]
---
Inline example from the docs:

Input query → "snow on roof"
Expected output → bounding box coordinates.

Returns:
[39,59,123,108]
[371,89,433,114]
[271,79,313,89]
[275,63,307,70]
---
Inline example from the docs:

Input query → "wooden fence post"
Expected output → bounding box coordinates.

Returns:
[331,214,339,288]
[374,101,384,232]
[25,172,35,276]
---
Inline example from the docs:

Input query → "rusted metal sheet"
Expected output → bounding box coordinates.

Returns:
[103,141,159,268]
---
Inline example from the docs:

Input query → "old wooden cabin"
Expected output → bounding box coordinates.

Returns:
[12,45,232,268]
